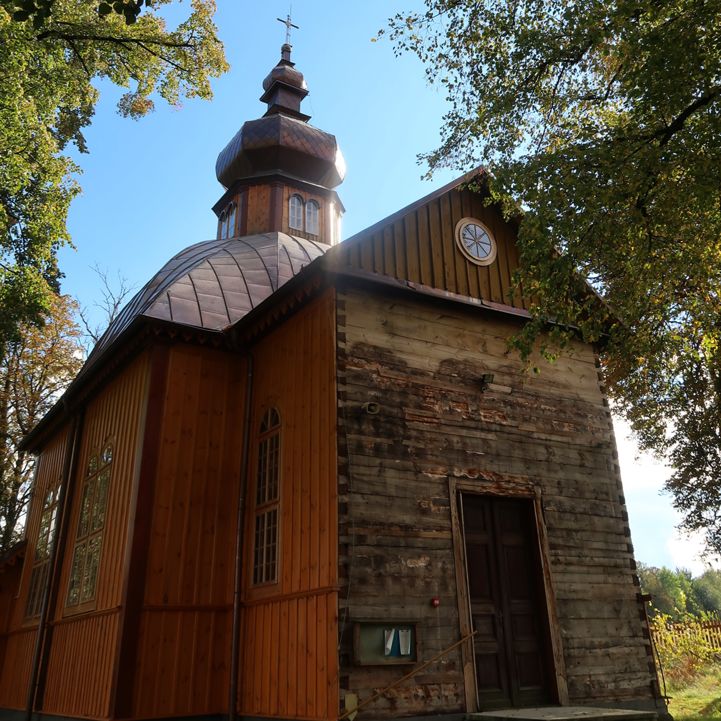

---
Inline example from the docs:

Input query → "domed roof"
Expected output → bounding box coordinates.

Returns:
[215,44,345,190]
[262,59,306,92]
[215,114,345,189]
[85,233,328,369]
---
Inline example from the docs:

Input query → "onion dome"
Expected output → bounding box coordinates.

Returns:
[215,44,345,190]
[261,43,308,100]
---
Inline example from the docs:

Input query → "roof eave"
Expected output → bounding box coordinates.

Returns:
[20,316,225,453]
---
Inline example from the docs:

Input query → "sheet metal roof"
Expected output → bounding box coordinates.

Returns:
[85,232,327,369]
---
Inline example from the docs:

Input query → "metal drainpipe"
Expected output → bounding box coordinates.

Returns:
[229,352,254,721]
[25,410,83,721]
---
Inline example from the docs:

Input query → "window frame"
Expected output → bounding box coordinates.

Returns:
[25,483,60,620]
[251,408,281,587]
[289,194,304,231]
[218,203,235,240]
[305,199,320,236]
[226,202,236,238]
[65,444,113,614]
[218,207,227,239]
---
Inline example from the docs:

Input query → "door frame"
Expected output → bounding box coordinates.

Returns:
[449,477,568,711]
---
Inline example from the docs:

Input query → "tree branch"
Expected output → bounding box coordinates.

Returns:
[657,87,721,146]
[66,37,91,78]
[37,27,195,51]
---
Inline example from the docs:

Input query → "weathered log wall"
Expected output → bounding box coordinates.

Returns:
[337,286,656,718]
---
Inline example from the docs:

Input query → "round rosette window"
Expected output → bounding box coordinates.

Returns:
[455,217,497,266]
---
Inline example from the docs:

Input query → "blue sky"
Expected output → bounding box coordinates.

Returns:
[57,0,717,573]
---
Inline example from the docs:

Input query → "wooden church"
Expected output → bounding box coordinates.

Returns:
[0,40,667,721]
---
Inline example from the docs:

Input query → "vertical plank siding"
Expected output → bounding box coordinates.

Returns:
[238,289,339,721]
[9,429,71,629]
[0,629,36,709]
[337,288,655,717]
[42,353,150,718]
[0,559,23,686]
[246,184,272,234]
[42,611,119,716]
[240,592,337,719]
[334,188,526,311]
[131,345,245,718]
[0,426,70,708]
[0,354,150,717]
[133,608,230,717]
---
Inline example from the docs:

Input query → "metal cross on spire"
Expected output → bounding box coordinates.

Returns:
[277,11,299,45]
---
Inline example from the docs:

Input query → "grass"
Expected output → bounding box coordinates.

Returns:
[666,665,721,721]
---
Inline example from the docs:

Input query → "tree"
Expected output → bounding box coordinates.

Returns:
[638,564,690,619]
[691,568,721,614]
[0,0,227,357]
[637,563,721,618]
[77,264,135,354]
[386,1,721,552]
[0,294,83,552]
[11,1,156,28]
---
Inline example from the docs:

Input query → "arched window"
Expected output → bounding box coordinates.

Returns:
[305,200,320,236]
[25,484,60,618]
[67,444,113,609]
[289,194,303,230]
[253,408,281,585]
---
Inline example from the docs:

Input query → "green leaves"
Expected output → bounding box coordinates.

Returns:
[97,1,147,25]
[10,0,53,28]
[0,294,83,551]
[389,0,721,553]
[0,1,227,357]
[7,0,150,27]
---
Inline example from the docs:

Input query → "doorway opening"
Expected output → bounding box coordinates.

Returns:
[460,494,557,709]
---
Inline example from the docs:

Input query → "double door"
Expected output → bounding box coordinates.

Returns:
[460,494,554,709]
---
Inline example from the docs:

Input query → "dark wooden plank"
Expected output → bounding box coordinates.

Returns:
[110,345,169,718]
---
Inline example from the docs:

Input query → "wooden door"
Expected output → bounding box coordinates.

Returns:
[461,494,554,709]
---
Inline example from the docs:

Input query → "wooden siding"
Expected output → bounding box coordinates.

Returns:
[238,289,339,720]
[240,592,337,719]
[281,185,333,245]
[53,353,149,615]
[42,611,118,716]
[246,184,273,235]
[334,188,526,310]
[9,428,70,629]
[133,608,230,716]
[0,426,70,709]
[131,344,245,718]
[41,352,150,719]
[0,558,23,684]
[337,287,656,717]
[0,628,36,710]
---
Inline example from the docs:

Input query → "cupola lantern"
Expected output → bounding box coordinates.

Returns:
[213,40,345,245]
